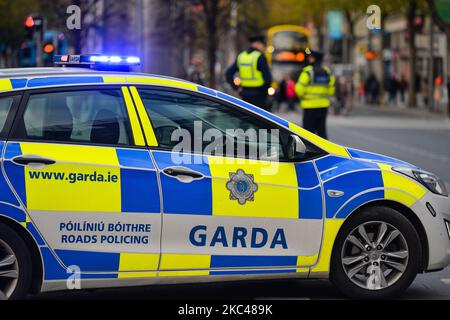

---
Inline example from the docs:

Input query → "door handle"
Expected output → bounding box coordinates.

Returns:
[162,167,204,183]
[12,155,56,168]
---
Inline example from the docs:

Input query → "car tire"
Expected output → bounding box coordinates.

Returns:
[0,223,32,300]
[330,206,421,299]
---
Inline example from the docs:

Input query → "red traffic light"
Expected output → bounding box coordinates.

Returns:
[25,16,35,28]
[43,44,55,54]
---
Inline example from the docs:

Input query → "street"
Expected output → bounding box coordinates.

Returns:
[34,106,450,300]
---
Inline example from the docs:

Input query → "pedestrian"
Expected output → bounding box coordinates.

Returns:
[399,75,408,104]
[295,49,335,139]
[387,74,399,105]
[187,57,205,86]
[365,74,380,105]
[225,35,272,110]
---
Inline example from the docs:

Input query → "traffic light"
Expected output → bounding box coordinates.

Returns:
[24,15,43,41]
[42,41,55,66]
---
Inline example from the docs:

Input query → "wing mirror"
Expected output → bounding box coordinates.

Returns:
[288,135,306,161]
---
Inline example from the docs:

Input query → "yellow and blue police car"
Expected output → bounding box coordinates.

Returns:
[0,54,448,299]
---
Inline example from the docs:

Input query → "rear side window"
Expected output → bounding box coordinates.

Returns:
[12,89,132,146]
[0,96,16,138]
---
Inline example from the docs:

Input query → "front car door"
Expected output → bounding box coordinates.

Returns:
[133,86,325,276]
[2,86,161,277]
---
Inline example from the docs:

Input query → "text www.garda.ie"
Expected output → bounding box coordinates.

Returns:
[28,171,119,184]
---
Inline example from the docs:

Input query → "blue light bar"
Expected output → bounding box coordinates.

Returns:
[54,54,141,69]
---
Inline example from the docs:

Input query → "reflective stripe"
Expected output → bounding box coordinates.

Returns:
[379,163,426,206]
[125,77,198,91]
[121,87,146,146]
[0,79,12,91]
[129,86,158,147]
[118,253,159,278]
[288,122,349,158]
[310,219,344,273]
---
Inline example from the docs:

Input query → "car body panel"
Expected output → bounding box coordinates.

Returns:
[0,68,448,293]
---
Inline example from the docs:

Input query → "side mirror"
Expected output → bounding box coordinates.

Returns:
[288,135,306,161]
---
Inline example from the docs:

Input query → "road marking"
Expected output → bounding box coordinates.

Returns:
[440,278,450,285]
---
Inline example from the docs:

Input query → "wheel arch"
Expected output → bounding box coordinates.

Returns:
[0,215,43,295]
[331,199,429,272]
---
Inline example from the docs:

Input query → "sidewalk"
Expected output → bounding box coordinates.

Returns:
[346,103,449,120]
[278,104,450,130]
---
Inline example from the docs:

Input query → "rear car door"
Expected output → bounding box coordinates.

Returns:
[133,86,324,275]
[2,86,161,275]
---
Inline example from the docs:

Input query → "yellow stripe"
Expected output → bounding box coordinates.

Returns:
[208,156,298,219]
[103,76,127,83]
[0,79,12,91]
[121,86,146,146]
[126,77,198,91]
[288,123,349,158]
[118,253,159,278]
[310,219,344,273]
[22,143,122,213]
[379,164,427,206]
[297,253,318,267]
[159,254,210,277]
[130,86,158,147]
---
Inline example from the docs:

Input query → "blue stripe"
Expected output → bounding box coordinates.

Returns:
[120,168,160,213]
[27,76,104,88]
[210,255,297,268]
[0,203,26,223]
[336,190,385,219]
[324,170,384,218]
[26,222,45,246]
[217,92,289,127]
[198,86,217,97]
[4,142,22,159]
[347,148,416,168]
[10,78,27,89]
[0,144,20,207]
[299,187,323,219]
[318,157,379,181]
[116,148,154,170]
[161,175,212,215]
[41,247,68,280]
[152,151,212,215]
[55,250,120,272]
[3,143,26,207]
[295,162,319,188]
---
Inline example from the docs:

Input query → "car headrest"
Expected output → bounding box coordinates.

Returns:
[90,109,120,145]
[43,98,73,142]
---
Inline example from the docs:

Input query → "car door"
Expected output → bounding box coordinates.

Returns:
[2,86,161,275]
[132,86,324,275]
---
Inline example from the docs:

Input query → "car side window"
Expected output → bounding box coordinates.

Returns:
[137,88,289,161]
[0,96,16,138]
[12,89,132,146]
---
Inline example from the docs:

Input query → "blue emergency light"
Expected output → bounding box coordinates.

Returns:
[54,54,140,71]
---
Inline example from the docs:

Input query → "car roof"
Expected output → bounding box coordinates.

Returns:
[0,67,192,83]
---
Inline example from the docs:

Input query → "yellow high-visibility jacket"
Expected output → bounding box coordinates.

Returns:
[295,65,335,109]
[237,50,265,88]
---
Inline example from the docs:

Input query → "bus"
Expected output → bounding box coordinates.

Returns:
[266,25,311,95]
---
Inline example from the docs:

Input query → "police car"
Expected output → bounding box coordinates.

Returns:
[0,54,449,300]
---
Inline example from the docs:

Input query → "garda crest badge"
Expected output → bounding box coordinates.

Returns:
[226,169,258,205]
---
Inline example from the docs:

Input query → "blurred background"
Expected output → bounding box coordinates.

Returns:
[1,0,449,114]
